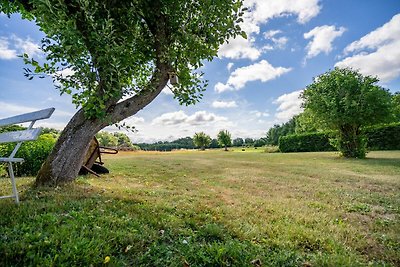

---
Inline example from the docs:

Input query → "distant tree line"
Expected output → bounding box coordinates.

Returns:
[136,133,267,151]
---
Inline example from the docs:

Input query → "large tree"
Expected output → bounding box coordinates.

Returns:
[217,129,232,151]
[1,0,246,185]
[302,68,393,158]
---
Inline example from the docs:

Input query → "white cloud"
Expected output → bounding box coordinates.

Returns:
[264,30,288,49]
[152,110,227,127]
[273,37,289,49]
[161,86,174,95]
[186,111,227,125]
[218,0,321,60]
[264,30,282,39]
[218,36,261,61]
[227,63,234,71]
[0,38,17,60]
[212,100,238,108]
[0,35,41,60]
[215,60,292,93]
[274,90,304,121]
[336,14,400,82]
[12,35,41,57]
[244,0,321,32]
[123,116,145,125]
[344,14,400,54]
[304,25,346,59]
[152,110,188,125]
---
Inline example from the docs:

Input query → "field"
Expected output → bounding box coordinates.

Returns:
[0,149,399,266]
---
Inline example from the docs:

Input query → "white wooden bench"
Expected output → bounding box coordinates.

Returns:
[0,107,55,204]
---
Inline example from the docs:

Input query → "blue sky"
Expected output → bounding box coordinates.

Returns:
[1,0,399,143]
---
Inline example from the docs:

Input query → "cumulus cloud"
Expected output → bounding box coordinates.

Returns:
[186,111,227,125]
[212,100,238,108]
[152,110,188,125]
[336,14,400,82]
[274,90,304,121]
[215,60,292,93]
[0,35,41,60]
[218,0,321,60]
[304,25,346,59]
[152,110,228,126]
[264,30,288,49]
[0,38,17,60]
[12,35,41,57]
[344,14,400,54]
[244,0,321,32]
[123,116,145,125]
[218,36,261,61]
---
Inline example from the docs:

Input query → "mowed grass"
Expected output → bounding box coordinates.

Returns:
[0,150,399,266]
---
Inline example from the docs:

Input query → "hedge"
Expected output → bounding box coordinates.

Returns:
[279,123,400,153]
[279,132,335,153]
[365,122,400,150]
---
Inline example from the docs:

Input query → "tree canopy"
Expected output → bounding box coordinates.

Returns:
[301,67,393,158]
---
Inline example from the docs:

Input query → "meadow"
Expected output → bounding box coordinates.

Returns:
[0,149,399,266]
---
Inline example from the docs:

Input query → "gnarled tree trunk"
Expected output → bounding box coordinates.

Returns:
[35,109,104,186]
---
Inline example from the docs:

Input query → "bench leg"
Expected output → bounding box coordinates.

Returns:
[8,162,19,204]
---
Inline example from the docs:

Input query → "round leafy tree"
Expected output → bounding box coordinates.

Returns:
[301,68,393,158]
[217,130,232,151]
[193,132,211,151]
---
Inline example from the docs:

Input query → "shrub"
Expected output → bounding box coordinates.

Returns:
[364,122,400,150]
[0,134,57,177]
[278,123,400,153]
[279,132,335,153]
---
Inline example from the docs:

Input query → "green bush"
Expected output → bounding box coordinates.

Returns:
[365,122,400,150]
[279,132,335,153]
[278,123,400,153]
[0,134,56,177]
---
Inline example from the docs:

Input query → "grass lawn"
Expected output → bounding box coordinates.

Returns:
[0,150,399,266]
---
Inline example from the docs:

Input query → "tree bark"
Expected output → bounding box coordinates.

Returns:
[35,110,103,186]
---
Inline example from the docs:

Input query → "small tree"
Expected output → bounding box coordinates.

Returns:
[217,130,232,151]
[302,67,393,158]
[193,132,211,150]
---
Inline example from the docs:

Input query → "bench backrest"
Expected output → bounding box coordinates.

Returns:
[0,108,55,127]
[0,128,43,144]
[0,108,55,158]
